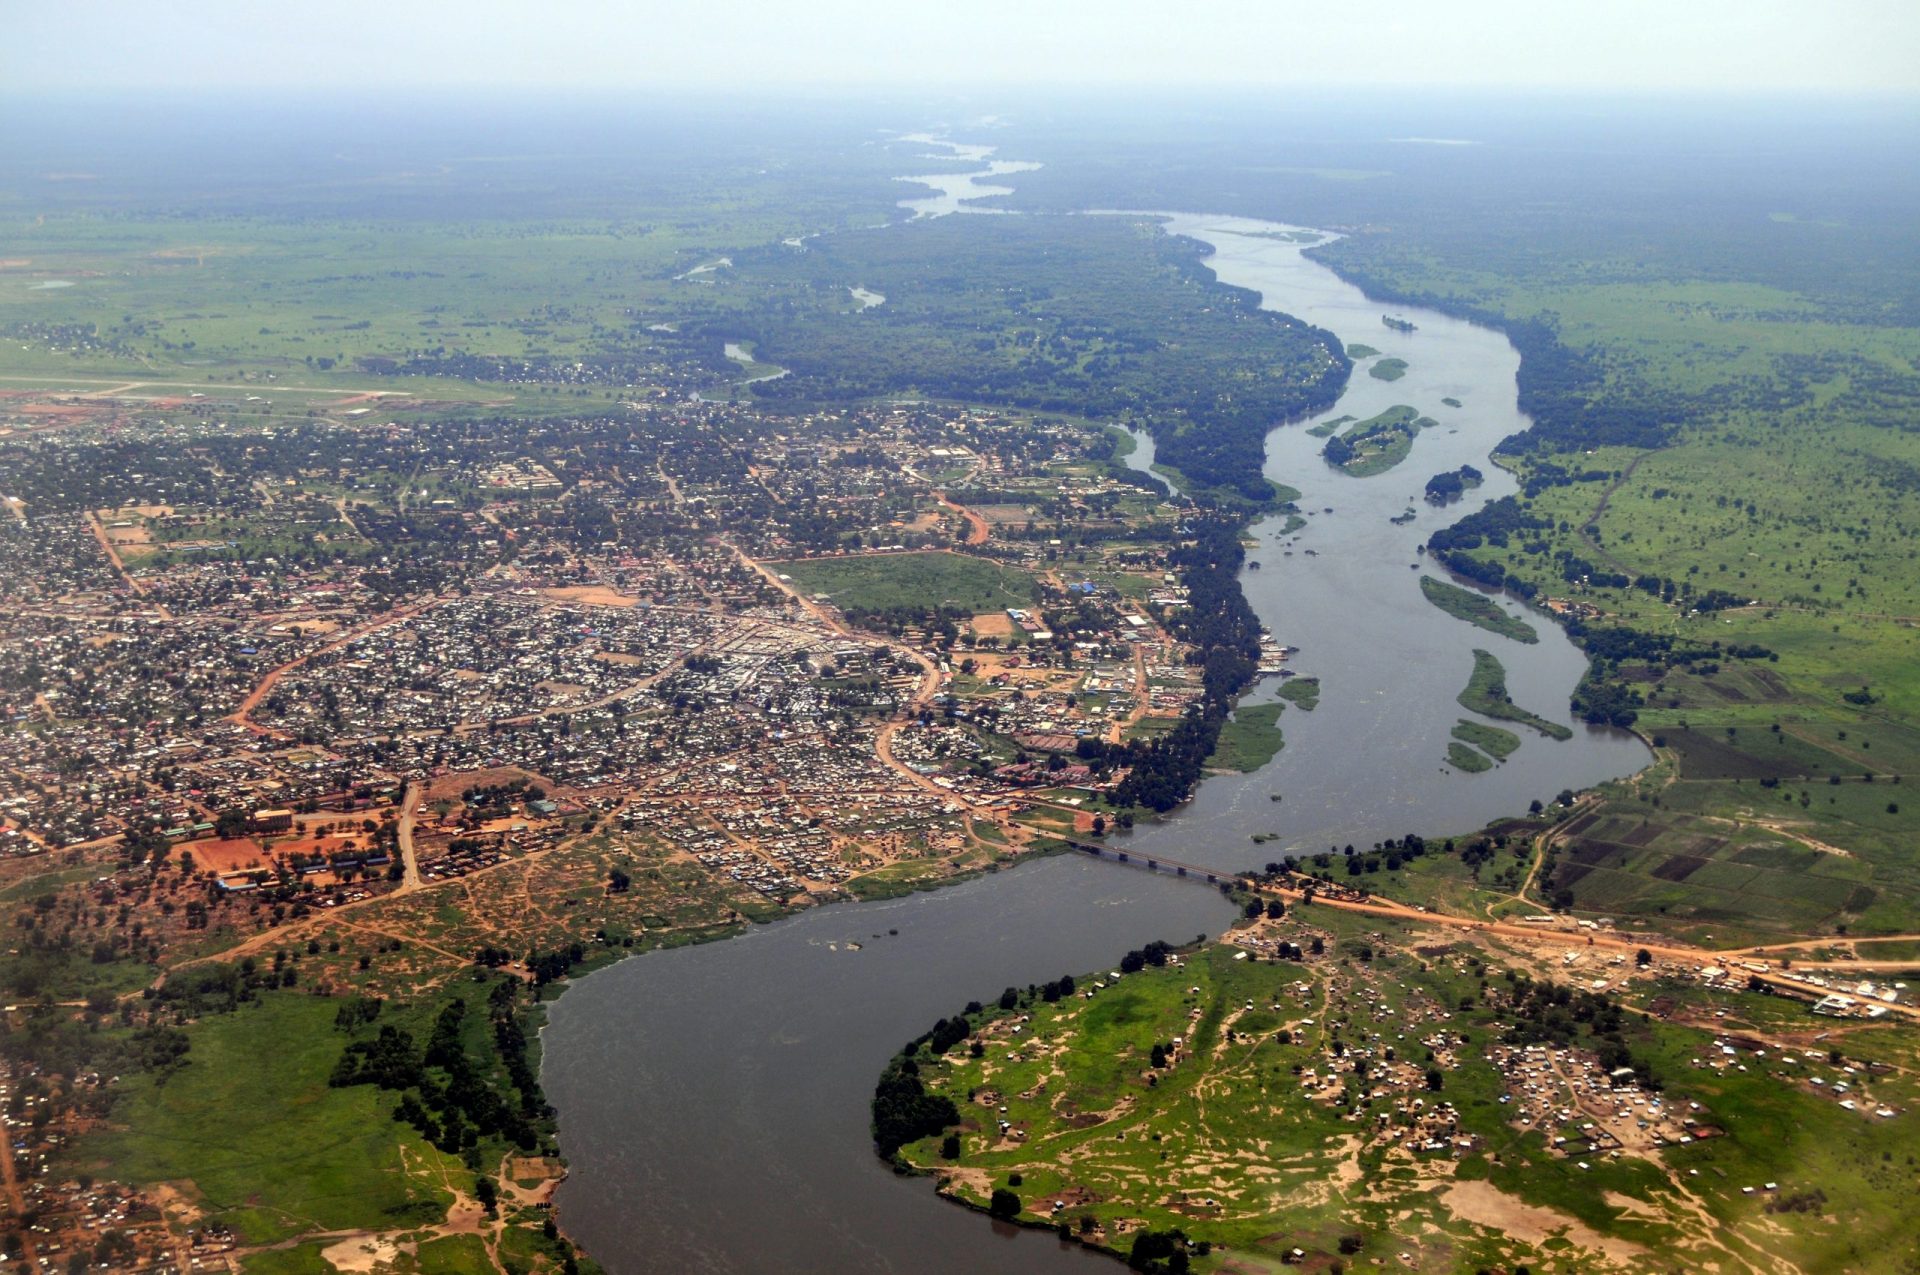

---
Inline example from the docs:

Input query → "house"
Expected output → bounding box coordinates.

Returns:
[251,808,294,834]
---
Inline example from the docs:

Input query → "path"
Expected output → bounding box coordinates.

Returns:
[396,780,424,890]
[84,510,171,618]
[935,491,989,546]
[1060,839,1920,1023]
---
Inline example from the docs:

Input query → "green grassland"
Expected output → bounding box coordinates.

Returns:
[1420,574,1539,643]
[1324,240,1920,932]
[71,994,455,1244]
[1207,702,1285,772]
[1367,356,1409,381]
[888,912,1920,1273]
[0,125,937,400]
[1459,649,1573,740]
[774,551,1038,613]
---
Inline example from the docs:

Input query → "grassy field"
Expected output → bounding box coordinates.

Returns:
[1207,702,1284,772]
[1368,357,1409,381]
[1306,223,1920,934]
[1459,649,1574,740]
[71,995,454,1245]
[1420,575,1538,643]
[774,551,1038,613]
[887,911,1920,1273]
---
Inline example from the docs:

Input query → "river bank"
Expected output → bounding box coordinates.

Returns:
[543,169,1651,1275]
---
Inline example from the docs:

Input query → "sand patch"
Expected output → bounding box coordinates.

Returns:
[1440,1179,1644,1267]
[970,612,1015,639]
[319,1232,408,1272]
[538,585,636,608]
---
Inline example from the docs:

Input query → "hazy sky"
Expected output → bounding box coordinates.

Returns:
[8,0,1917,94]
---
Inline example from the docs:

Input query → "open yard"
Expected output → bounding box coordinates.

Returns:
[774,551,1038,614]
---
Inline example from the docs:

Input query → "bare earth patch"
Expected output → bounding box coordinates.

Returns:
[1439,1179,1645,1268]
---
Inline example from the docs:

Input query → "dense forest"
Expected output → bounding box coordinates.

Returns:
[710,216,1349,504]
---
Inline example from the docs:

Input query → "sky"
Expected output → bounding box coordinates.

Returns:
[7,0,1917,95]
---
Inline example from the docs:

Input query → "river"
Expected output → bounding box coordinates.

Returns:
[895,133,1043,218]
[543,176,1650,1274]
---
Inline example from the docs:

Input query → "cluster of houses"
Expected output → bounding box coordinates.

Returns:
[0,1059,184,1272]
[262,593,726,738]
[1490,1042,1701,1158]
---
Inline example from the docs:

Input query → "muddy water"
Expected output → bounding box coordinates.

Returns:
[542,859,1233,1274]
[545,206,1649,1273]
[1111,213,1650,869]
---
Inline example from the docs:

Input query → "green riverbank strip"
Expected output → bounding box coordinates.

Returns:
[1209,702,1285,772]
[1368,357,1408,381]
[1276,677,1320,710]
[1459,649,1572,740]
[1446,741,1493,772]
[1306,414,1353,438]
[1419,575,1538,643]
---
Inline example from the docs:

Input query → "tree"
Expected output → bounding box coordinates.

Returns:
[474,1175,498,1217]
[1425,1067,1444,1091]
[1635,948,1652,967]
[989,1188,1021,1220]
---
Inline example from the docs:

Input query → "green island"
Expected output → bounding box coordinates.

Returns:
[1207,703,1286,772]
[1345,342,1380,358]
[1452,717,1522,760]
[1441,396,1463,408]
[1459,649,1574,740]
[1368,356,1410,380]
[1420,574,1539,643]
[1306,414,1354,438]
[1446,740,1494,771]
[1276,676,1321,710]
[1320,405,1433,477]
[879,896,1920,1274]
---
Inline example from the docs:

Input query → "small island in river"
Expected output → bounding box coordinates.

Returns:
[1420,574,1538,643]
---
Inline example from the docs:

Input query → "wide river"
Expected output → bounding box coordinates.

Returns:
[542,185,1651,1274]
